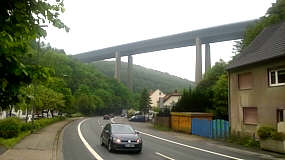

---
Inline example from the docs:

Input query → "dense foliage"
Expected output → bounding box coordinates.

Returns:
[234,0,285,54]
[0,117,64,139]
[0,118,21,138]
[258,126,285,141]
[0,0,68,110]
[173,60,228,119]
[0,0,137,117]
[92,61,194,93]
[139,89,152,113]
[16,47,135,116]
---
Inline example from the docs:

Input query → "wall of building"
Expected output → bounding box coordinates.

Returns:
[150,89,165,108]
[229,58,285,136]
[164,96,181,110]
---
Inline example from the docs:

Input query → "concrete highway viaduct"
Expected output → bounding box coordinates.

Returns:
[73,20,257,91]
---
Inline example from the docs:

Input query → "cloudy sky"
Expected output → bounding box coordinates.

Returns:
[45,0,275,81]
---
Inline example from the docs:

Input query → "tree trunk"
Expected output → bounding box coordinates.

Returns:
[51,110,54,118]
[9,106,12,117]
[32,107,34,123]
[25,107,28,123]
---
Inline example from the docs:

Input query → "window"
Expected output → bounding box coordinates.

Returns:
[238,72,253,90]
[243,107,257,125]
[277,109,285,122]
[269,68,285,86]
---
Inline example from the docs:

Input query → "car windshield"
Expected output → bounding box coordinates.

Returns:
[111,125,135,134]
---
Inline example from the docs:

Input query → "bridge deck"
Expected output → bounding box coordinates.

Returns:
[73,20,256,62]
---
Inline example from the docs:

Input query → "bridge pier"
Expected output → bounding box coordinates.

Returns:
[195,37,202,83]
[127,55,133,92]
[114,51,121,82]
[205,43,211,73]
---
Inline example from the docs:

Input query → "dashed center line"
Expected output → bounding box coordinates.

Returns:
[113,117,243,160]
[136,130,244,160]
[155,152,175,160]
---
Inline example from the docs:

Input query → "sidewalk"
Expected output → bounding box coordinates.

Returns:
[0,118,78,160]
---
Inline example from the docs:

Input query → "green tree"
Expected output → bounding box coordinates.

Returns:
[45,77,74,114]
[173,60,229,119]
[234,0,285,54]
[210,74,228,120]
[172,87,210,112]
[139,89,151,114]
[0,0,68,109]
[75,95,103,116]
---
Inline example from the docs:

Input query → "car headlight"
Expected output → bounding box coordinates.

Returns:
[136,138,141,143]
[113,138,121,143]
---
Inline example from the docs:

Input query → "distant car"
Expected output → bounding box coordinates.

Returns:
[100,123,142,153]
[120,113,125,117]
[129,115,145,122]
[109,114,114,118]
[103,114,110,120]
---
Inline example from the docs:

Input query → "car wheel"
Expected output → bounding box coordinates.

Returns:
[100,136,104,146]
[107,141,113,152]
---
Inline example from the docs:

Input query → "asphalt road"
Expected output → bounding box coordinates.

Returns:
[62,117,276,160]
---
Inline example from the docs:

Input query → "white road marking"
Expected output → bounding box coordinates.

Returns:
[113,118,243,159]
[136,130,244,160]
[155,152,175,160]
[97,120,100,126]
[78,119,104,160]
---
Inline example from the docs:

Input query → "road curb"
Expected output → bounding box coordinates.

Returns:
[53,117,83,160]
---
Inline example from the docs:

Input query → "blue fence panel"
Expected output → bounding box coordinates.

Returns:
[192,118,212,138]
[192,118,230,139]
[212,119,230,139]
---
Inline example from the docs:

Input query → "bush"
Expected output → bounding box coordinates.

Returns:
[0,117,65,139]
[257,126,276,140]
[228,133,259,148]
[272,132,285,141]
[21,123,34,131]
[0,118,21,138]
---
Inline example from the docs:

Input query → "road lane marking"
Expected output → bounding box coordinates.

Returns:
[136,130,244,160]
[78,119,104,160]
[112,117,243,160]
[97,120,100,126]
[155,152,175,160]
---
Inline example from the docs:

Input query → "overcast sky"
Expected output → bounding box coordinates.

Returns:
[45,0,275,81]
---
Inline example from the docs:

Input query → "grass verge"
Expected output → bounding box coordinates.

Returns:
[0,131,31,148]
[153,124,171,131]
[0,117,66,149]
[227,134,260,148]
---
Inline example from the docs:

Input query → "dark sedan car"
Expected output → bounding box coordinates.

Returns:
[100,123,142,153]
[129,115,145,122]
[103,114,110,120]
